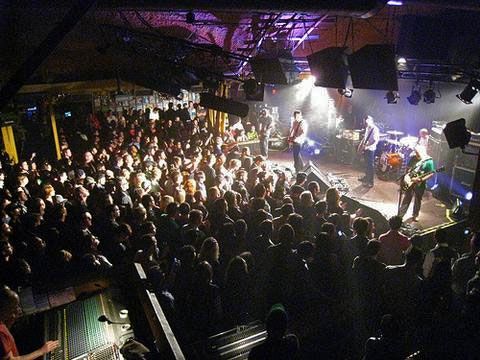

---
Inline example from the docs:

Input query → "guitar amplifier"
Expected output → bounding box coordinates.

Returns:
[429,136,454,175]
[449,165,475,198]
[335,136,360,165]
[452,141,480,171]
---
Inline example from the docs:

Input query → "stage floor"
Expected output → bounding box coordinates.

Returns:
[268,150,453,232]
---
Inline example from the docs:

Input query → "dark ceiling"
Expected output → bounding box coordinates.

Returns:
[1,0,480,103]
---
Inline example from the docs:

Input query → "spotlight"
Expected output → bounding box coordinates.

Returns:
[423,87,436,104]
[397,57,407,65]
[186,11,195,24]
[443,118,471,149]
[457,78,480,104]
[385,91,399,104]
[465,191,473,201]
[407,85,421,105]
[337,88,353,98]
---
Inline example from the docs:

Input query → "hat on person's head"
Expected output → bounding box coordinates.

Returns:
[85,176,95,186]
[76,169,86,179]
[54,194,68,205]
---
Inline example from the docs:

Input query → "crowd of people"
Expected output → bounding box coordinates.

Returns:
[0,101,479,359]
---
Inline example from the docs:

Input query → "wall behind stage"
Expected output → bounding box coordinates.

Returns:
[349,79,480,135]
[262,79,480,141]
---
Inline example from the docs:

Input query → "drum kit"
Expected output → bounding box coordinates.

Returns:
[377,130,418,180]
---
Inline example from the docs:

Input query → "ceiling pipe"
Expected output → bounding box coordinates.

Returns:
[98,0,388,19]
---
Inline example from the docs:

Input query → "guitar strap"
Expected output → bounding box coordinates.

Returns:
[290,120,303,141]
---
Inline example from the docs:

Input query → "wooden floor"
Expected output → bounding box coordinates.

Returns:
[267,149,453,232]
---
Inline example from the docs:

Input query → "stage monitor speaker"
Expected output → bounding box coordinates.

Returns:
[339,195,390,236]
[250,56,299,85]
[303,162,333,194]
[349,44,398,91]
[307,47,349,89]
[200,93,250,118]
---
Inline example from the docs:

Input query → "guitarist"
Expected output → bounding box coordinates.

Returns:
[258,108,274,158]
[398,145,435,222]
[357,116,380,188]
[288,110,308,173]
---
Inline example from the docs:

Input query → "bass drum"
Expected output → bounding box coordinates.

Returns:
[377,152,403,180]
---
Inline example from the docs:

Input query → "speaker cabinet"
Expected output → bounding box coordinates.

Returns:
[199,93,250,118]
[349,44,398,91]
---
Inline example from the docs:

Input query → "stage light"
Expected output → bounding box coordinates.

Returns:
[457,79,480,104]
[307,139,315,147]
[314,149,321,155]
[423,87,436,104]
[338,88,353,98]
[451,198,465,220]
[443,118,471,149]
[397,57,407,65]
[407,85,421,105]
[385,91,399,104]
[465,191,473,201]
[387,0,403,5]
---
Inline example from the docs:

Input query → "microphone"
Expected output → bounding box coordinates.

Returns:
[97,315,129,325]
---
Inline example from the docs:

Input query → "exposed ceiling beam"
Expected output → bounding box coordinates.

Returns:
[0,0,97,110]
[292,14,330,53]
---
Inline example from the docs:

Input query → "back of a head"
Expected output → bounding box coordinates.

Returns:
[278,224,295,247]
[287,213,303,232]
[251,197,266,212]
[314,200,327,215]
[266,303,288,340]
[259,220,273,237]
[366,239,381,257]
[178,245,196,267]
[194,261,213,286]
[353,217,369,237]
[388,215,403,231]
[178,202,191,216]
[299,191,314,207]
[280,203,294,217]
[405,246,423,266]
[225,256,248,285]
[290,185,304,197]
[379,314,400,339]
[297,240,314,260]
[165,202,179,217]
[0,285,19,323]
[234,219,248,237]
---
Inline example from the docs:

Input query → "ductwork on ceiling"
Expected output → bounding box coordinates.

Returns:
[99,0,389,18]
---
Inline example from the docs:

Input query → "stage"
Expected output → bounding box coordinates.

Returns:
[267,150,453,233]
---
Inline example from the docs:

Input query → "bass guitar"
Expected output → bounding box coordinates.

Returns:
[400,166,445,192]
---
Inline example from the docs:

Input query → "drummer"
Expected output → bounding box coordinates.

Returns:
[417,128,430,151]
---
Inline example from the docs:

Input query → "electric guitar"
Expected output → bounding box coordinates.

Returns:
[400,165,445,192]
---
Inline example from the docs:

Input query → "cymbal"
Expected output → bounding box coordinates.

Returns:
[386,139,401,146]
[386,130,404,136]
[400,136,418,146]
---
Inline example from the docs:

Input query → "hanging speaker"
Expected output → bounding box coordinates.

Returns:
[349,44,398,91]
[250,56,299,85]
[307,47,349,89]
[199,93,250,118]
